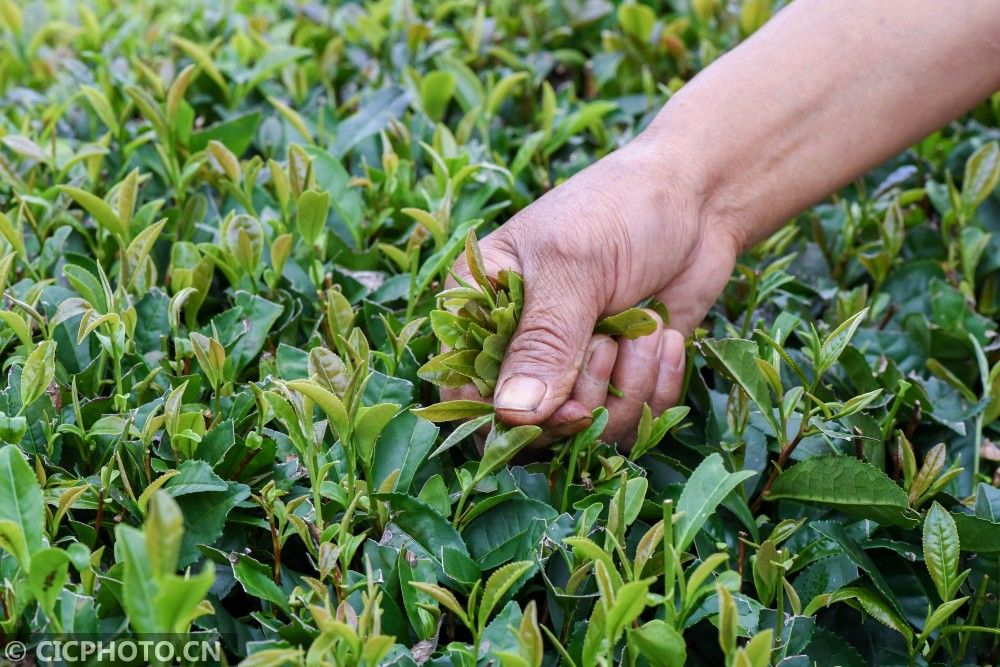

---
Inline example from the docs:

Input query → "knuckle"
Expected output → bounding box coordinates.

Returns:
[505,325,581,371]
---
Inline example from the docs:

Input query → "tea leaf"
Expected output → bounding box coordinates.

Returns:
[909,442,946,504]
[60,186,128,239]
[285,379,350,439]
[0,520,29,572]
[373,412,439,493]
[767,456,919,528]
[117,524,158,634]
[962,140,1000,212]
[951,513,1000,553]
[420,70,457,122]
[595,308,658,339]
[20,340,55,409]
[430,414,492,458]
[146,491,183,580]
[375,493,469,564]
[0,445,44,564]
[233,553,290,613]
[464,230,494,296]
[117,168,140,231]
[80,85,119,134]
[675,454,756,551]
[412,581,469,626]
[818,308,869,373]
[0,310,33,350]
[208,140,242,182]
[474,424,542,484]
[478,560,533,630]
[631,620,687,667]
[28,548,69,617]
[618,2,656,42]
[804,586,912,643]
[296,189,330,246]
[411,399,494,422]
[699,338,775,432]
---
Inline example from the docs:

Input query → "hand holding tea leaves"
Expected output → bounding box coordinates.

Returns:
[417,231,677,448]
[441,0,1000,444]
[440,140,722,445]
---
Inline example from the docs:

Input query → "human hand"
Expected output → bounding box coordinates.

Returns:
[438,0,1000,449]
[442,132,741,447]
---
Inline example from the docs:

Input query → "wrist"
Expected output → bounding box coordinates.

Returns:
[631,105,751,259]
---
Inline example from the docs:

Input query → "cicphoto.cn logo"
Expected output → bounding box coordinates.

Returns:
[3,638,223,664]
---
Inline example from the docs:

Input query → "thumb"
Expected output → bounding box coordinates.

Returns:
[493,263,601,426]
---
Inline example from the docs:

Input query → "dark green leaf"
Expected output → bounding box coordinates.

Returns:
[766,456,919,528]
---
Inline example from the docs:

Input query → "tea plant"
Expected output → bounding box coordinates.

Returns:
[0,0,998,665]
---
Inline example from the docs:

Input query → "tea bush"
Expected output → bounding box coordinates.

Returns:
[0,1,998,665]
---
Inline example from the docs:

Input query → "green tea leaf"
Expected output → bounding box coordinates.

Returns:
[804,586,912,644]
[766,456,919,528]
[233,553,290,613]
[145,490,184,580]
[675,453,756,551]
[430,414,492,458]
[373,412,439,493]
[376,493,469,564]
[595,308,658,339]
[117,524,159,634]
[618,2,656,42]
[153,566,214,634]
[0,445,44,558]
[951,512,1000,553]
[29,548,70,618]
[296,189,331,246]
[0,520,30,571]
[630,620,686,667]
[286,379,350,440]
[962,140,1000,212]
[420,70,457,122]
[116,168,139,231]
[474,424,541,484]
[818,308,869,373]
[60,186,127,239]
[478,560,533,630]
[354,402,399,465]
[810,520,905,617]
[699,338,775,432]
[464,230,494,296]
[429,310,468,348]
[0,210,25,258]
[410,581,469,627]
[923,501,960,601]
[411,399,494,422]
[606,579,650,639]
[463,497,555,570]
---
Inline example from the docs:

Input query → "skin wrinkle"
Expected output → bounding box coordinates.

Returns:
[501,313,587,382]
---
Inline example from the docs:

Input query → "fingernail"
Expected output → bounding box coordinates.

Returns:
[494,375,547,412]
[662,330,685,371]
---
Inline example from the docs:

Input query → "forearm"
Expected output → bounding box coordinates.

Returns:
[647,0,1000,247]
